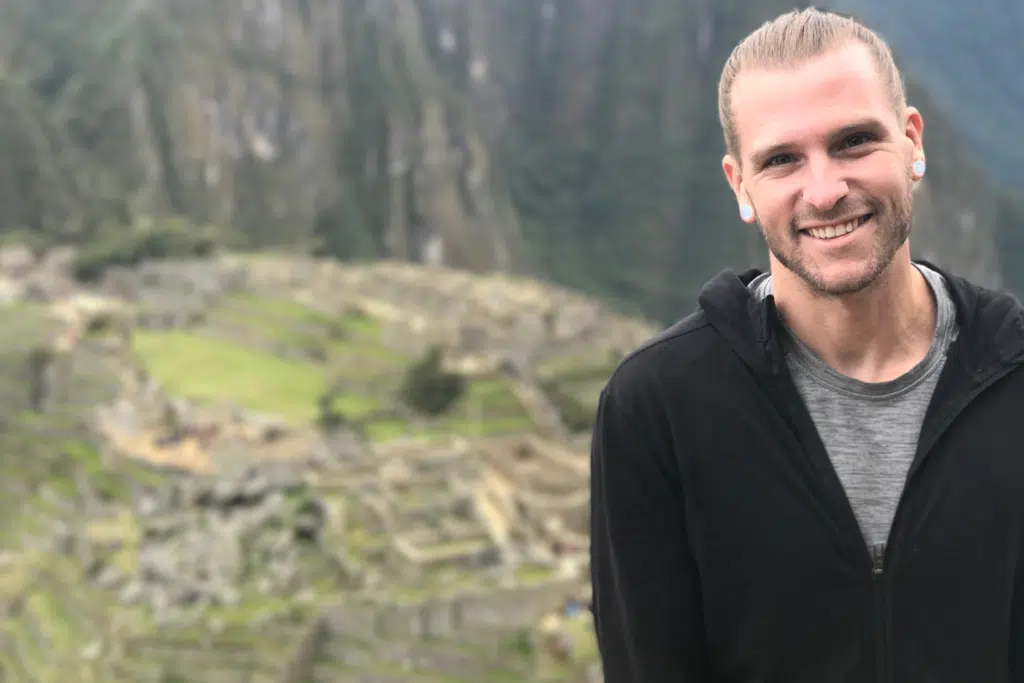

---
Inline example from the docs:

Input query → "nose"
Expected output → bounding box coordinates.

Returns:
[801,158,849,212]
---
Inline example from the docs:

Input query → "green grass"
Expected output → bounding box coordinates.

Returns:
[133,291,541,441]
[359,376,533,442]
[362,414,533,443]
[0,301,60,349]
[514,564,559,585]
[536,350,618,384]
[133,327,394,428]
[132,330,327,424]
[62,439,164,499]
[0,556,118,682]
[133,327,535,439]
[342,310,382,338]
[533,613,599,681]
[447,378,527,419]
[207,293,387,355]
[329,392,382,421]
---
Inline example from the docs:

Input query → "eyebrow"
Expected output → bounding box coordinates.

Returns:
[749,117,889,169]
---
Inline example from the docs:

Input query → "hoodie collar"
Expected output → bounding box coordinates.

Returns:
[696,261,1024,381]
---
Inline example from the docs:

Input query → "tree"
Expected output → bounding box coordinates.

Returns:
[399,345,465,417]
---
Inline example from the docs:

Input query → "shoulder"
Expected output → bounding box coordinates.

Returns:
[919,261,1024,364]
[600,308,729,411]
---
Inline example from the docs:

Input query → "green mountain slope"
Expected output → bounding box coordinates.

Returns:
[826,0,1024,295]
[829,0,1024,190]
[0,249,651,682]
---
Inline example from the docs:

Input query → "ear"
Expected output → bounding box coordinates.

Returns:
[903,106,925,158]
[722,153,756,223]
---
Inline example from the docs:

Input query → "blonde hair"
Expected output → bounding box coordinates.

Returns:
[718,7,907,160]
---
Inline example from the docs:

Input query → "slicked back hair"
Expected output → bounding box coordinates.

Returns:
[718,7,907,160]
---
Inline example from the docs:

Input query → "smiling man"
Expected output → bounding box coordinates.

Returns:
[590,8,1024,683]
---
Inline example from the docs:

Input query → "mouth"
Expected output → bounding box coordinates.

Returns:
[801,213,872,241]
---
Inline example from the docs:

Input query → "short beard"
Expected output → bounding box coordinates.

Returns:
[760,186,913,298]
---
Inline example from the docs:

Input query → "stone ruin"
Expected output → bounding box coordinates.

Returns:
[26,430,597,681]
[309,434,591,595]
[0,246,656,376]
[71,462,324,627]
[0,244,77,303]
[233,254,656,377]
[97,259,248,330]
[90,355,366,478]
[0,248,625,682]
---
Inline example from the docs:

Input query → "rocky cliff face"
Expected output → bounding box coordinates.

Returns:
[423,0,1016,319]
[7,0,1017,325]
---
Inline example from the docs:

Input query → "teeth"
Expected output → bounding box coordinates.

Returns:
[808,217,864,240]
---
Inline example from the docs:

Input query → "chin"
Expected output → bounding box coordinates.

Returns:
[800,261,884,298]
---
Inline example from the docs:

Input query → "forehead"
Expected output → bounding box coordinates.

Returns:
[731,42,896,160]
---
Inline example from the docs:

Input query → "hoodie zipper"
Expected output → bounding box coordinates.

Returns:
[763,300,1024,683]
[871,543,888,683]
[871,357,1023,683]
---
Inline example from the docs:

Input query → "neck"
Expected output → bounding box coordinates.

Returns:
[770,250,937,383]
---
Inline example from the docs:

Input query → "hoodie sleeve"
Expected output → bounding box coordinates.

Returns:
[589,382,707,682]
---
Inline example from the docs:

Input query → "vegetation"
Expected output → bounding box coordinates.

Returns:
[399,346,466,417]
[73,219,220,282]
[536,350,619,433]
[132,330,326,424]
[831,0,1024,193]
[0,0,1015,325]
[129,292,537,441]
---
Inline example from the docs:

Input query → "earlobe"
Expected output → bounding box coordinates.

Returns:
[722,155,755,223]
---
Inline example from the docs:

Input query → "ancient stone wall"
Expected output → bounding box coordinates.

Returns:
[321,571,577,642]
[280,615,329,683]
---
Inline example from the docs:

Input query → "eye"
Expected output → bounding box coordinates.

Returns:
[841,132,876,149]
[763,153,795,169]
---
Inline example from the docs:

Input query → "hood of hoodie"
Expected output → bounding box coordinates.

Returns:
[695,262,1024,382]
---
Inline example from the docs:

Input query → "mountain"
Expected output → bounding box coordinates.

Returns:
[828,0,1024,192]
[0,247,653,682]
[4,0,1023,323]
[477,0,1024,319]
[826,0,1024,294]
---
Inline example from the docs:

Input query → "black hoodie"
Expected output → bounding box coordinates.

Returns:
[589,263,1024,683]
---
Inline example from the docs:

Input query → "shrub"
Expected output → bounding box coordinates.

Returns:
[315,391,346,429]
[73,217,220,282]
[541,380,595,433]
[399,345,465,416]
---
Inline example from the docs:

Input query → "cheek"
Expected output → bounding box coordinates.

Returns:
[853,160,909,200]
[752,193,795,234]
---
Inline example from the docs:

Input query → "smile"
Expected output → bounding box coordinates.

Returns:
[803,214,872,240]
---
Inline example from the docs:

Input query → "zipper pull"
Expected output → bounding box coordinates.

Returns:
[871,542,886,576]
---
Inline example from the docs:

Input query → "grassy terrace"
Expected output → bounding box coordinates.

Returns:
[133,330,327,423]
[0,291,600,682]
[0,410,165,551]
[0,305,177,682]
[117,624,304,683]
[536,347,620,432]
[0,552,130,683]
[131,292,535,441]
[313,630,535,683]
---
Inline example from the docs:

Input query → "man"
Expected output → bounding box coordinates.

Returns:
[589,8,1024,683]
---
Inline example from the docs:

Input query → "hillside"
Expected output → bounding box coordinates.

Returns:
[0,244,659,683]
[828,0,1024,192]
[824,0,1024,294]
[5,0,1023,329]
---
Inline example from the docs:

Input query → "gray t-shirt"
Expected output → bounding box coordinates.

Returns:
[749,265,958,553]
